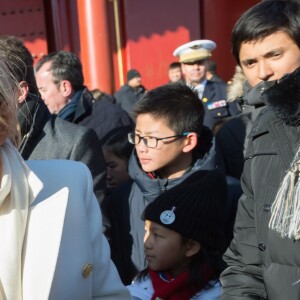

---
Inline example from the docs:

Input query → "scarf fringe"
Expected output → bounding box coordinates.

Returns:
[269,149,300,239]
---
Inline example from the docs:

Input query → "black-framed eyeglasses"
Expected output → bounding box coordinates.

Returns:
[128,132,190,149]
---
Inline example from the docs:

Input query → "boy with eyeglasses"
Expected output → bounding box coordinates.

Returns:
[107,83,220,285]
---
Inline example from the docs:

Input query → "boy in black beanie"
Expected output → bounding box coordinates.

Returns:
[127,170,227,300]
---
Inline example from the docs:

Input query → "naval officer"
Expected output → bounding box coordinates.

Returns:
[173,39,239,133]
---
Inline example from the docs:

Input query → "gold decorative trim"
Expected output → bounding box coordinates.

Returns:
[111,0,124,86]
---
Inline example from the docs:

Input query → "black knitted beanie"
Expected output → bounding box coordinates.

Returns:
[127,69,141,82]
[143,170,227,253]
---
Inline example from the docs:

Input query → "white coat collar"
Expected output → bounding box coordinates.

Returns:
[22,167,69,300]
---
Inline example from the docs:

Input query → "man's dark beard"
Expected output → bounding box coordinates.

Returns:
[262,66,300,126]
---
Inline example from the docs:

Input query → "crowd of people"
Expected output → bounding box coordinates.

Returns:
[1,0,300,299]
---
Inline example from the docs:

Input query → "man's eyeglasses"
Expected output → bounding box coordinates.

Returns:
[128,132,190,149]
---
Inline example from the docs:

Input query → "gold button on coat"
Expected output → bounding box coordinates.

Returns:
[82,264,93,278]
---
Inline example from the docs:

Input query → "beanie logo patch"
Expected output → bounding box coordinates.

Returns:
[160,206,176,225]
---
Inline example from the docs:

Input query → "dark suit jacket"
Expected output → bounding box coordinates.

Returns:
[18,98,106,210]
[29,117,106,207]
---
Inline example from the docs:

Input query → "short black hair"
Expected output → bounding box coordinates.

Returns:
[207,60,217,74]
[133,83,204,135]
[36,51,84,91]
[232,0,300,65]
[102,126,134,161]
[168,61,181,70]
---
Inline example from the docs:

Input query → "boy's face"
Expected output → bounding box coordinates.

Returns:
[168,67,182,82]
[134,114,188,179]
[144,220,190,277]
[128,76,142,88]
[239,30,300,87]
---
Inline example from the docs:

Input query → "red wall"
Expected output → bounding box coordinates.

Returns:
[201,0,260,82]
[121,0,202,90]
[0,0,261,93]
[118,0,261,90]
[0,0,48,65]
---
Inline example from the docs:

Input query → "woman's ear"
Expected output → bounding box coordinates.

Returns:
[18,81,29,103]
[182,132,198,153]
[185,239,201,257]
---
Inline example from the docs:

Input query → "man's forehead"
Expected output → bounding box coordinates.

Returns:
[239,31,296,57]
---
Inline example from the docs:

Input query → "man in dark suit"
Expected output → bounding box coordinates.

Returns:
[0,36,107,213]
[173,40,239,133]
[35,51,134,145]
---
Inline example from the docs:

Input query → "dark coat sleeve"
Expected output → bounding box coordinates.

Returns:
[215,117,247,179]
[78,99,135,144]
[105,180,138,285]
[68,127,107,211]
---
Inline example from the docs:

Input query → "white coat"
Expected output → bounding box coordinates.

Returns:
[18,159,130,300]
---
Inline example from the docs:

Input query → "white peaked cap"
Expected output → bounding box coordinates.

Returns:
[173,40,216,63]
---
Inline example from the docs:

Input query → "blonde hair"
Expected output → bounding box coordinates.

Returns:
[0,56,21,146]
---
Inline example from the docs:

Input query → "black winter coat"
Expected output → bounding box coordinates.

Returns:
[114,84,146,117]
[215,81,268,179]
[61,88,134,144]
[221,106,300,299]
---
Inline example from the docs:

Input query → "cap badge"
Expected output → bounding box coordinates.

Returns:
[191,45,201,50]
[160,206,176,224]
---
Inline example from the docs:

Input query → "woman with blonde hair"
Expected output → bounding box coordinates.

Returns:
[0,56,129,299]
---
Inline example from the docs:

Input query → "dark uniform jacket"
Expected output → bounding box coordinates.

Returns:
[202,80,240,131]
[221,105,300,299]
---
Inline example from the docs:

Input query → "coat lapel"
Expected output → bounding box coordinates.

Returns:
[22,186,69,300]
[203,81,216,101]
